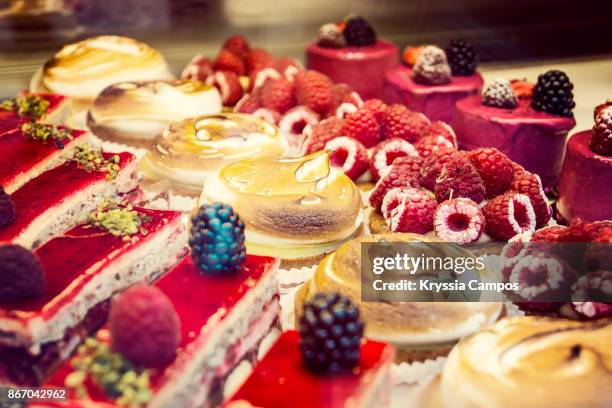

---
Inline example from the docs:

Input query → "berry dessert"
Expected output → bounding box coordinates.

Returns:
[412,317,612,408]
[225,295,395,408]
[452,71,577,189]
[306,16,399,99]
[557,103,612,222]
[142,113,283,194]
[295,233,503,362]
[0,123,89,194]
[0,93,72,135]
[38,203,281,407]
[201,151,363,267]
[87,80,222,147]
[383,40,483,123]
[0,145,139,248]
[0,203,185,385]
[30,36,174,114]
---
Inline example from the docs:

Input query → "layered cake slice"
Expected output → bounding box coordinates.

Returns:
[0,146,139,248]
[0,204,186,385]
[0,93,71,136]
[39,203,281,407]
[0,123,89,194]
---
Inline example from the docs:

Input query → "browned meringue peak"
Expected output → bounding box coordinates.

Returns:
[144,113,283,192]
[30,36,174,103]
[298,233,502,346]
[201,151,363,245]
[414,317,612,408]
[87,80,222,143]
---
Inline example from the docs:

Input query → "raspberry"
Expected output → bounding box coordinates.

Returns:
[234,94,260,114]
[531,225,567,242]
[445,39,478,76]
[334,102,358,119]
[343,16,377,47]
[258,77,295,114]
[251,108,282,125]
[222,35,250,61]
[343,108,381,147]
[273,58,304,82]
[591,106,612,156]
[249,67,282,91]
[0,244,45,302]
[303,117,345,154]
[331,83,362,112]
[213,49,245,76]
[245,48,273,74]
[483,192,536,241]
[511,172,551,228]
[434,155,485,203]
[510,79,534,99]
[206,71,243,106]
[324,136,369,180]
[109,285,181,368]
[414,135,455,158]
[558,220,612,242]
[317,23,346,48]
[467,147,514,198]
[295,70,334,115]
[0,186,15,227]
[412,46,451,85]
[380,104,430,143]
[381,187,436,234]
[508,252,574,302]
[434,198,485,243]
[418,147,462,190]
[279,106,320,153]
[369,138,419,180]
[571,301,612,320]
[299,293,364,373]
[482,78,518,109]
[181,55,213,81]
[421,121,457,147]
[531,69,575,117]
[361,98,387,121]
[368,157,423,211]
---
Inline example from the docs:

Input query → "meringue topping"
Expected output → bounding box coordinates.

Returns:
[31,36,174,102]
[87,80,222,143]
[201,152,363,255]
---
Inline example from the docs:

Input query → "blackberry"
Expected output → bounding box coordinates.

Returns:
[0,187,15,228]
[445,39,478,76]
[591,107,612,156]
[0,244,45,302]
[343,16,376,47]
[189,203,246,275]
[531,70,575,117]
[482,78,518,109]
[299,292,364,373]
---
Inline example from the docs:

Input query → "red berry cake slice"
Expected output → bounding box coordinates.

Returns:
[38,204,281,408]
[0,93,71,136]
[0,204,186,385]
[0,146,140,248]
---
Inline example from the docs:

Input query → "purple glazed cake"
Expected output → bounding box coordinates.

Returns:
[306,16,398,100]
[452,73,577,190]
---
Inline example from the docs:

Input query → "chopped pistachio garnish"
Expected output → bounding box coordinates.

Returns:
[0,94,50,120]
[67,337,153,407]
[88,201,150,240]
[20,122,73,149]
[72,144,121,179]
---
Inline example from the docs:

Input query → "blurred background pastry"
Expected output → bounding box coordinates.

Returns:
[87,80,222,147]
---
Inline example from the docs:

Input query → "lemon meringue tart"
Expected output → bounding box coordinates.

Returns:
[412,316,612,408]
[30,36,174,112]
[201,152,364,266]
[295,233,503,362]
[143,113,284,193]
[87,80,222,146]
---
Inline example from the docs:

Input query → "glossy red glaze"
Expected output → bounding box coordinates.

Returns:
[0,152,134,244]
[0,93,68,136]
[226,330,395,408]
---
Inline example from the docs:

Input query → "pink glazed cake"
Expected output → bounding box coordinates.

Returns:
[306,16,398,99]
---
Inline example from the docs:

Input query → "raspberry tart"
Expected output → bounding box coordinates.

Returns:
[306,16,399,99]
[557,103,612,222]
[0,93,71,135]
[0,204,186,385]
[452,71,577,189]
[383,41,484,123]
[38,203,281,407]
[226,294,395,408]
[0,145,139,248]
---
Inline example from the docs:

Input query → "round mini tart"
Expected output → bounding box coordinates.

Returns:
[87,80,222,147]
[142,113,283,194]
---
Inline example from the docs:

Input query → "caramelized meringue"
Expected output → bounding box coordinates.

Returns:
[144,113,283,193]
[297,233,502,346]
[414,317,612,408]
[201,152,364,259]
[87,80,222,145]
[30,36,173,108]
